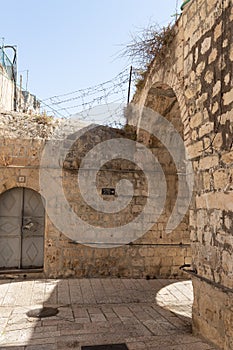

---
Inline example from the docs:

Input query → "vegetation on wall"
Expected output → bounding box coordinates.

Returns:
[33,111,54,125]
[122,24,175,89]
[123,24,175,68]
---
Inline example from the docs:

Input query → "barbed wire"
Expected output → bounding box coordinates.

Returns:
[39,67,141,127]
[42,68,129,102]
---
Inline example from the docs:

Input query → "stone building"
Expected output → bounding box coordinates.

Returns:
[127,0,233,348]
[0,112,191,280]
[0,0,232,349]
[0,53,15,111]
[0,46,40,114]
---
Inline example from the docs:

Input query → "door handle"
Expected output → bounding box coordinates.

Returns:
[23,221,34,230]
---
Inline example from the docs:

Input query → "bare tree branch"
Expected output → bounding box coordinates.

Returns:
[121,23,175,70]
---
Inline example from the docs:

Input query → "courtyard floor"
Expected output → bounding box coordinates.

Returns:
[0,278,218,350]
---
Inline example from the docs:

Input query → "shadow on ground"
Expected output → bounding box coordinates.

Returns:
[0,278,217,350]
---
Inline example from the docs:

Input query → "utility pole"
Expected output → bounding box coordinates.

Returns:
[26,70,29,92]
[19,74,22,112]
[127,66,133,105]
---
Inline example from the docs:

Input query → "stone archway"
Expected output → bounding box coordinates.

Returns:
[133,81,192,276]
[127,0,233,347]
[0,187,45,270]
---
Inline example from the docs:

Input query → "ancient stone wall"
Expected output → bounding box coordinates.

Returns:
[0,112,190,279]
[129,0,233,348]
[1,1,232,345]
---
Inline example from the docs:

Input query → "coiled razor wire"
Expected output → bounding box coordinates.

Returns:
[39,67,142,127]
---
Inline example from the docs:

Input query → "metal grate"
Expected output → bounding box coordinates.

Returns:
[81,345,128,350]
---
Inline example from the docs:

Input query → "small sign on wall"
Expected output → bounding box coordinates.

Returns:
[102,188,115,195]
[18,176,26,183]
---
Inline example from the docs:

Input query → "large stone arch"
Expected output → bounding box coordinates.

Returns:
[128,0,233,348]
[129,75,193,276]
[131,50,189,124]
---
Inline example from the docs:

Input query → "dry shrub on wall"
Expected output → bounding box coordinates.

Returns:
[122,24,175,89]
[33,111,54,125]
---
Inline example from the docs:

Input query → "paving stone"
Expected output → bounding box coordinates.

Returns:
[0,278,219,349]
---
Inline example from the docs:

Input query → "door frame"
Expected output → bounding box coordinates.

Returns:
[0,187,45,271]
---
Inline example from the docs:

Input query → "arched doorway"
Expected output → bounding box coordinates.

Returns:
[0,187,45,270]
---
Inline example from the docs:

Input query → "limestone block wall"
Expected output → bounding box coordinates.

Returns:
[130,0,233,348]
[183,2,233,349]
[0,113,190,279]
[46,125,190,278]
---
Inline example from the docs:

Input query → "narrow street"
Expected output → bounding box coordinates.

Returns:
[0,278,218,349]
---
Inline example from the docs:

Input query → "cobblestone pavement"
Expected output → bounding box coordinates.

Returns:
[0,278,218,350]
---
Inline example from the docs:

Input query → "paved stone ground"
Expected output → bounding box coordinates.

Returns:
[0,278,219,350]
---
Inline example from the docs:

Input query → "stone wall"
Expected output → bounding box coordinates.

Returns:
[0,64,14,111]
[129,0,233,348]
[0,112,190,279]
[1,1,232,346]
[0,62,40,114]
